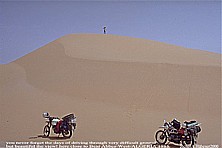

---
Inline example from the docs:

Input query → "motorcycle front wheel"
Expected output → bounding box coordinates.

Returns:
[43,125,50,137]
[155,130,167,145]
[182,135,194,147]
[62,129,72,138]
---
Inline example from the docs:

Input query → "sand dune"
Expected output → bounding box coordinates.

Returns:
[0,34,221,145]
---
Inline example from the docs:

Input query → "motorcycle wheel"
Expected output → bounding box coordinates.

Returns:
[155,130,167,145]
[43,125,50,137]
[182,135,194,147]
[62,129,72,138]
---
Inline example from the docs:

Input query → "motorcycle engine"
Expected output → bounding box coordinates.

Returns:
[52,125,57,133]
[168,134,181,144]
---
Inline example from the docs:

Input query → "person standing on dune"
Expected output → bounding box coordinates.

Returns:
[103,26,107,34]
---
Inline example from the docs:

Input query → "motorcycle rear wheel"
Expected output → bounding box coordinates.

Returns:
[155,130,167,145]
[62,129,72,138]
[182,135,194,147]
[43,125,50,137]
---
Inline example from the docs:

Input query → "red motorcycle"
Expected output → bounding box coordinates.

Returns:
[155,119,201,147]
[42,112,77,138]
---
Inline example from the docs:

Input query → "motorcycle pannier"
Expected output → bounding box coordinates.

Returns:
[196,126,201,133]
[172,119,180,130]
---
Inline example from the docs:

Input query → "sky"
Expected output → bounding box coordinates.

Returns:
[0,1,221,64]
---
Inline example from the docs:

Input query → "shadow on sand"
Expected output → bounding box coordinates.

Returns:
[29,135,70,140]
[167,144,182,148]
[28,137,183,148]
[153,143,183,148]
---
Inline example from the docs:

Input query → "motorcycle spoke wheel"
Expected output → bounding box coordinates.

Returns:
[43,125,50,137]
[62,129,72,138]
[155,130,167,145]
[182,135,194,148]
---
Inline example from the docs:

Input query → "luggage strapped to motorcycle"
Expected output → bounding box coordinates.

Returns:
[62,113,75,122]
[172,119,181,130]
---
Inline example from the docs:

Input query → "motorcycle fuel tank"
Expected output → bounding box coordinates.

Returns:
[52,118,60,126]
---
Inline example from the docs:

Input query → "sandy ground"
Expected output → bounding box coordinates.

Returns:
[0,34,221,146]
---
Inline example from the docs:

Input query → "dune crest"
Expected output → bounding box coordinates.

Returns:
[56,34,221,66]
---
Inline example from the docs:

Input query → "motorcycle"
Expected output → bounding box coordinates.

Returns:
[42,112,77,138]
[155,119,201,147]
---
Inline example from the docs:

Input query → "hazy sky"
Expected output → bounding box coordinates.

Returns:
[0,1,221,64]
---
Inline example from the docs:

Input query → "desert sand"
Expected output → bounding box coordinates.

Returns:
[0,34,221,146]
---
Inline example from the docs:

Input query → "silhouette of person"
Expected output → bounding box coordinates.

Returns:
[103,26,107,34]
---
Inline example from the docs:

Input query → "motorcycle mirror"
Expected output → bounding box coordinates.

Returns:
[164,119,166,123]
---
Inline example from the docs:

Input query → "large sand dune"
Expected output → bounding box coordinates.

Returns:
[0,34,221,145]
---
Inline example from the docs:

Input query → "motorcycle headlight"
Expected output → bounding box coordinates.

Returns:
[43,112,49,118]
[164,122,169,129]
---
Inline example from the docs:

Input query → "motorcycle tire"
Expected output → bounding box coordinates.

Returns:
[43,125,50,137]
[62,129,72,138]
[182,135,194,147]
[155,130,167,145]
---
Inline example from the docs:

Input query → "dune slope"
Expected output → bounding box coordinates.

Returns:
[0,34,221,145]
